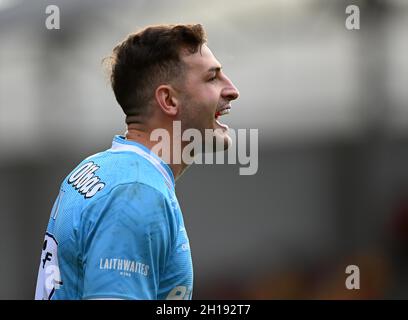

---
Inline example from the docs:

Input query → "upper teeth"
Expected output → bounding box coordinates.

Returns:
[218,108,231,116]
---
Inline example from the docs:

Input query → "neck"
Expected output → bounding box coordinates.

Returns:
[125,124,190,181]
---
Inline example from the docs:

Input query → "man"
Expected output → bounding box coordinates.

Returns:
[35,23,239,300]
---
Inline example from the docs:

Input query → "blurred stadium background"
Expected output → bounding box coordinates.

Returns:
[1,0,408,299]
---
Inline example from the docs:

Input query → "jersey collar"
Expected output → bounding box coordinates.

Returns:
[110,135,175,190]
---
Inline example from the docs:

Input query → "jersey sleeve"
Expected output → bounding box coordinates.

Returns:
[79,182,177,300]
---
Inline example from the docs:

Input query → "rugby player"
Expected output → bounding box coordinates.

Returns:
[35,23,239,300]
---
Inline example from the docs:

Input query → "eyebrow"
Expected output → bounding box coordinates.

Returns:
[207,66,222,74]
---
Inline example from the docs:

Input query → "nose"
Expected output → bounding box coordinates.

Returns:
[222,75,239,101]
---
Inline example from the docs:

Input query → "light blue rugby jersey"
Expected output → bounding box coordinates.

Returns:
[35,135,193,300]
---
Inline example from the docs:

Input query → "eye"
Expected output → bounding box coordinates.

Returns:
[208,76,217,82]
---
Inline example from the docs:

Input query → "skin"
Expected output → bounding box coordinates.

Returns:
[126,44,239,180]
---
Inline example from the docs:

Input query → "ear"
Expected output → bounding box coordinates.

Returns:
[155,85,179,117]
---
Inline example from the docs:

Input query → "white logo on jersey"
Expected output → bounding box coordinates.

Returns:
[99,258,150,278]
[68,161,105,198]
[35,233,63,300]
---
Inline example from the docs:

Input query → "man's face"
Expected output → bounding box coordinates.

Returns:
[178,44,239,150]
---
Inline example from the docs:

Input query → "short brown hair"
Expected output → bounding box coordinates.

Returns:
[107,24,207,123]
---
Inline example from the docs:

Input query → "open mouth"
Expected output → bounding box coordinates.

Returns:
[215,105,231,120]
[214,105,231,130]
